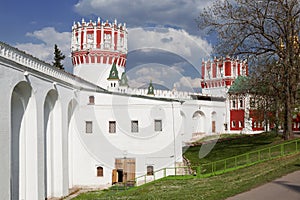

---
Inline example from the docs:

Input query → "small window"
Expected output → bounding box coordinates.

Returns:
[131,120,139,133]
[109,121,116,133]
[239,99,243,108]
[154,120,162,132]
[232,100,236,108]
[147,166,154,176]
[239,121,244,128]
[250,98,255,108]
[97,166,103,177]
[232,121,236,128]
[86,121,93,133]
[253,121,257,128]
[89,96,95,104]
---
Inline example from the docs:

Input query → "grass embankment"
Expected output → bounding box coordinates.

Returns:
[72,133,300,200]
[184,132,282,166]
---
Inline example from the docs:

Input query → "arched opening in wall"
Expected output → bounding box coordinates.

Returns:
[67,99,78,189]
[44,89,62,198]
[180,110,187,140]
[11,81,38,200]
[192,111,206,137]
[211,112,217,133]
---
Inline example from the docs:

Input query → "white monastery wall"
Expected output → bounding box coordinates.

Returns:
[181,99,227,143]
[71,91,183,186]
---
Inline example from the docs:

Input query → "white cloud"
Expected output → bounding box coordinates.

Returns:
[74,0,215,35]
[175,76,202,89]
[126,27,211,90]
[126,61,199,91]
[15,27,72,72]
[127,65,203,92]
[128,27,212,68]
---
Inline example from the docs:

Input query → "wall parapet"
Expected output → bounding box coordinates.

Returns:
[0,41,104,92]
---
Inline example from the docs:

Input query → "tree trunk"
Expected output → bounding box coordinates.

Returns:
[283,84,294,140]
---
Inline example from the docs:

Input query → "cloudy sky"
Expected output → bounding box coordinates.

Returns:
[0,0,216,91]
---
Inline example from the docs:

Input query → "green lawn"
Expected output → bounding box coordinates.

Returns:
[71,133,300,200]
[72,154,300,200]
[183,132,282,166]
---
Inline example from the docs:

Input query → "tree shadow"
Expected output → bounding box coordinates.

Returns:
[274,181,300,194]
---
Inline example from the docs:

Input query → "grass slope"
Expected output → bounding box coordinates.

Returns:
[72,133,300,200]
[183,132,282,166]
[73,154,300,200]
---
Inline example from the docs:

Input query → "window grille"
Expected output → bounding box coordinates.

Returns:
[109,121,116,133]
[131,120,139,133]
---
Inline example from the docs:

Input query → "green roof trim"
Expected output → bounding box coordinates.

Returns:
[119,72,129,87]
[147,80,155,95]
[107,62,119,80]
[228,76,251,94]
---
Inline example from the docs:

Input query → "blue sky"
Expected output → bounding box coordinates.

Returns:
[0,0,216,91]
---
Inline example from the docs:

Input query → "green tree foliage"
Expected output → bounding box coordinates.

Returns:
[52,44,65,70]
[198,0,300,139]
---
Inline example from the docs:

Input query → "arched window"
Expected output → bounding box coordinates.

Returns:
[97,166,103,177]
[239,121,244,128]
[211,112,217,133]
[89,95,95,104]
[239,99,243,108]
[232,100,235,108]
[232,121,236,128]
[147,166,154,176]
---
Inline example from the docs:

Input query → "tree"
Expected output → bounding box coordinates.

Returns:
[53,44,65,70]
[198,0,300,139]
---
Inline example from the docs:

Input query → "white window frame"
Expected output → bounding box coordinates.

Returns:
[239,121,243,128]
[232,121,236,128]
[232,100,236,109]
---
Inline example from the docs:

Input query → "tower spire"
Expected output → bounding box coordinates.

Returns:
[107,61,119,80]
[147,80,155,95]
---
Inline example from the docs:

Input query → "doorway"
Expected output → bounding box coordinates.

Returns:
[112,158,135,185]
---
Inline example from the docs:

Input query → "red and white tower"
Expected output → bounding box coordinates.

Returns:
[200,56,248,97]
[71,18,127,88]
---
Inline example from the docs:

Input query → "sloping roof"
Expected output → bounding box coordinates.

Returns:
[107,62,119,80]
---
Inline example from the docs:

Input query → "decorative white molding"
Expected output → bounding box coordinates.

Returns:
[0,42,102,91]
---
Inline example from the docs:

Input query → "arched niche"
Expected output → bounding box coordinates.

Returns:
[11,81,38,200]
[43,89,62,198]
[192,111,206,134]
